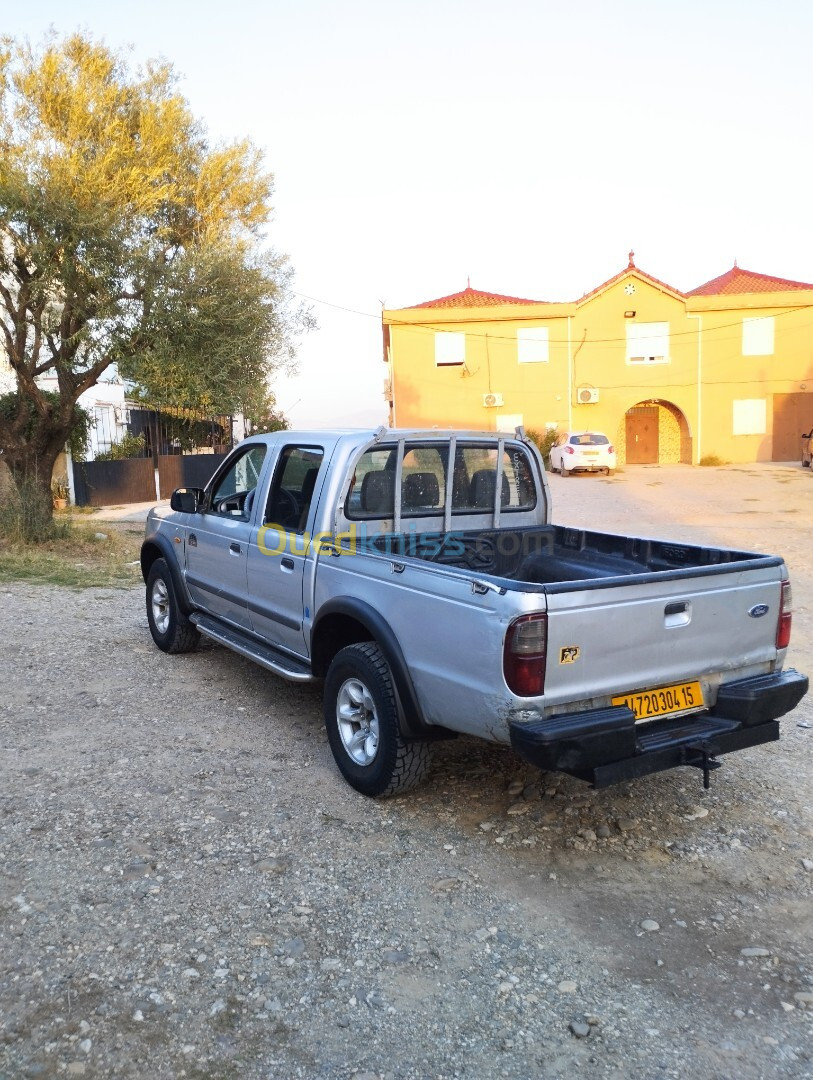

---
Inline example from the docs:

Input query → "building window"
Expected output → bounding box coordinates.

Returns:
[517,327,549,363]
[733,399,767,435]
[626,321,669,364]
[742,317,774,356]
[435,331,465,366]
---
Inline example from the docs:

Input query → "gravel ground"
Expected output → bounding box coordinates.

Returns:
[1,463,812,1080]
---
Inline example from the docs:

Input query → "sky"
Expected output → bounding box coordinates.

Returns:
[6,0,813,428]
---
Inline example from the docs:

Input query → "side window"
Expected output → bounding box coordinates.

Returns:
[209,444,267,517]
[264,446,325,532]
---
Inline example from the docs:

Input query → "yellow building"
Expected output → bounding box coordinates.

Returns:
[382,254,813,464]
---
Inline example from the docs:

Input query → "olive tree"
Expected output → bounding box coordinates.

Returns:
[0,33,309,523]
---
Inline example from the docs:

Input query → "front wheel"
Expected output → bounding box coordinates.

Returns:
[323,642,431,797]
[146,558,200,654]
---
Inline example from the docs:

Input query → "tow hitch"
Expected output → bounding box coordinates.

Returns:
[683,740,722,789]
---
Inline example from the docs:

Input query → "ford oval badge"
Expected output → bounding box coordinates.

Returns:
[748,603,769,618]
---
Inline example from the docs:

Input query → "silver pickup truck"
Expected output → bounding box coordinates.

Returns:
[141,427,807,797]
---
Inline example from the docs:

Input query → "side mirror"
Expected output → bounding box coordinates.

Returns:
[170,487,203,513]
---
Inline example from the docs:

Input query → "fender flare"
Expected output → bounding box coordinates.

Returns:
[140,536,195,616]
[312,597,447,741]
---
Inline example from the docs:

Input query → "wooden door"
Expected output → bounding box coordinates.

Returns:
[625,407,659,464]
[772,393,813,461]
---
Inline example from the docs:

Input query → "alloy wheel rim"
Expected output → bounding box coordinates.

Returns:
[151,578,170,634]
[336,677,380,766]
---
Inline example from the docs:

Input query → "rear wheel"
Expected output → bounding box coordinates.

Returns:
[323,642,431,797]
[146,558,200,654]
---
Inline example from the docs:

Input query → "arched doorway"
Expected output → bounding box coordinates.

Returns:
[620,401,692,465]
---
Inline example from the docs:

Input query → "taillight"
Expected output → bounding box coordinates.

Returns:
[563,446,575,455]
[776,579,792,649]
[607,444,615,454]
[504,614,547,696]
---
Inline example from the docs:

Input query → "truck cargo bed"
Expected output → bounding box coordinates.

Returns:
[369,525,780,587]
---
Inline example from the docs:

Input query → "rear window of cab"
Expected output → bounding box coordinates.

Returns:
[346,442,537,520]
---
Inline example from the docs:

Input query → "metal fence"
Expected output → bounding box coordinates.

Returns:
[72,406,234,507]
[128,406,233,458]
[72,458,156,507]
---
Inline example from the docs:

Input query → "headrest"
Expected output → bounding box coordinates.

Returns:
[360,470,394,514]
[402,471,440,509]
[469,469,510,509]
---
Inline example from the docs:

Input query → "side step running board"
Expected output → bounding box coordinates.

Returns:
[190,614,314,683]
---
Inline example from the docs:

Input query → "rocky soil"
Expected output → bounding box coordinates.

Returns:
[1,463,812,1079]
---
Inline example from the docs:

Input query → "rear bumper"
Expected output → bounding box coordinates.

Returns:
[508,668,808,788]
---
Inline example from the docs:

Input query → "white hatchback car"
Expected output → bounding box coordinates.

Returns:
[549,431,616,477]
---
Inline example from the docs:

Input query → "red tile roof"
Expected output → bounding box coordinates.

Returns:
[688,265,813,296]
[411,286,548,309]
[576,265,685,304]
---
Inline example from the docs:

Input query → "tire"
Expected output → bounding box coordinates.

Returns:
[146,558,200,654]
[607,468,615,476]
[561,465,571,477]
[323,642,431,797]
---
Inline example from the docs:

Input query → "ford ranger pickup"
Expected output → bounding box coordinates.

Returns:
[141,428,808,797]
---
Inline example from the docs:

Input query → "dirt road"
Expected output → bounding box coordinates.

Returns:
[1,463,811,1079]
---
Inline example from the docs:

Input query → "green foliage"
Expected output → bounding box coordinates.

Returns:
[0,473,69,543]
[699,454,728,466]
[51,475,70,500]
[245,395,290,434]
[0,31,311,508]
[525,427,560,468]
[94,432,146,461]
[0,391,92,462]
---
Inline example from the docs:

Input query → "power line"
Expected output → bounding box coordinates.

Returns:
[293,288,813,348]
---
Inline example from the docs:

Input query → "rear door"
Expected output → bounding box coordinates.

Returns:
[245,443,328,657]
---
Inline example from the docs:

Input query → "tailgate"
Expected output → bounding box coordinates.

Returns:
[542,566,783,712]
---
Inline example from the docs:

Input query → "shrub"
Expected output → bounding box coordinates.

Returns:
[95,432,147,461]
[0,473,70,543]
[699,454,729,467]
[525,427,560,469]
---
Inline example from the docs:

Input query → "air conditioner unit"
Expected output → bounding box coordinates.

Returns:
[578,387,599,404]
[482,392,504,408]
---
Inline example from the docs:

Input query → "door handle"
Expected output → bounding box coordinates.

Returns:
[229,542,241,555]
[281,557,295,570]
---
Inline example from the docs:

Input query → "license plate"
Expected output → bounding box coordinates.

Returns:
[612,680,704,722]
[581,451,599,457]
